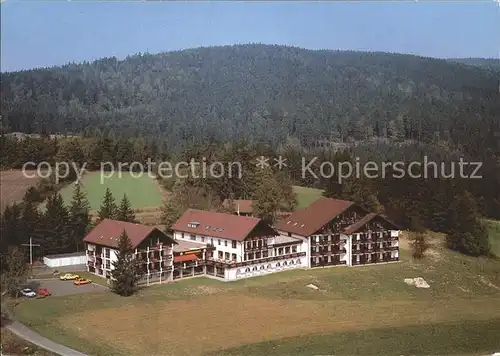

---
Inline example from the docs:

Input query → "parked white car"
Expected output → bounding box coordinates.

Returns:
[20,288,36,297]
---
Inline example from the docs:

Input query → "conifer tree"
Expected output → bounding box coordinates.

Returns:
[2,246,29,298]
[0,204,22,267]
[446,191,490,256]
[42,193,71,254]
[23,187,42,203]
[116,194,136,223]
[253,167,282,224]
[20,199,41,250]
[111,230,142,296]
[68,183,91,251]
[97,187,117,221]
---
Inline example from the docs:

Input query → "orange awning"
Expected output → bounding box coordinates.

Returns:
[174,254,199,263]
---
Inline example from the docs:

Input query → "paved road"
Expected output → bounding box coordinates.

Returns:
[6,320,88,356]
[3,277,106,356]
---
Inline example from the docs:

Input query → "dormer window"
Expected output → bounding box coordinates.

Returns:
[187,221,200,229]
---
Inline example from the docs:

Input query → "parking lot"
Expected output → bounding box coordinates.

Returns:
[26,278,107,297]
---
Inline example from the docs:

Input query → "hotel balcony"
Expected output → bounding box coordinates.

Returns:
[207,252,306,268]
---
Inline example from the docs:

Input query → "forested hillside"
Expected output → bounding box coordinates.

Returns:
[1,44,499,154]
[449,58,500,72]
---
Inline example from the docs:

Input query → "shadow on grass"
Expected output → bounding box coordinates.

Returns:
[209,319,500,356]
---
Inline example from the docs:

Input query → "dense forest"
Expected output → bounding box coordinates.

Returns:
[448,58,500,72]
[1,44,499,155]
[1,44,499,263]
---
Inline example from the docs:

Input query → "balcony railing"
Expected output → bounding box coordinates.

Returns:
[207,252,306,268]
[311,260,347,267]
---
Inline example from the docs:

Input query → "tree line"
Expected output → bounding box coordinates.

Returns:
[158,141,496,257]
[1,44,499,155]
[0,184,137,272]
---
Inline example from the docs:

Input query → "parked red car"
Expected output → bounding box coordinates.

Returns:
[38,288,51,297]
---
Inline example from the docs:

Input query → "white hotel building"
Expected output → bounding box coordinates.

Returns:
[83,197,400,284]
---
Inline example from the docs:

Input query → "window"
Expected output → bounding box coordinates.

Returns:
[232,241,237,249]
[292,245,297,253]
[276,262,281,267]
[200,236,205,242]
[296,259,301,264]
[190,234,196,241]
[263,251,268,258]
[248,252,254,260]
[224,240,228,247]
[258,240,262,248]
[285,246,290,254]
[244,254,247,261]
[105,260,110,269]
[260,265,265,270]
[256,252,261,259]
[231,253,237,261]
[105,248,110,258]
[288,232,292,237]
[252,240,257,248]
[283,261,288,266]
[225,252,230,260]
[181,233,184,239]
[218,239,221,246]
[252,266,257,271]
[218,251,223,259]
[246,241,251,249]
[245,267,250,272]
[278,248,283,255]
[267,264,271,269]
[290,260,295,265]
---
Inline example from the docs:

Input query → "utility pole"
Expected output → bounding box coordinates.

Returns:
[21,237,41,265]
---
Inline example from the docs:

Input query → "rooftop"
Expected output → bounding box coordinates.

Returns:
[173,239,207,253]
[273,235,302,245]
[222,199,253,214]
[44,252,86,259]
[172,209,277,241]
[275,197,355,237]
[83,219,175,249]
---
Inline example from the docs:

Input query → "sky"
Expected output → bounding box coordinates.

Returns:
[1,1,499,72]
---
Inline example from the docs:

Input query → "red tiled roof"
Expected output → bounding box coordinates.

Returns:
[275,197,354,237]
[174,254,199,263]
[222,199,253,214]
[83,219,173,249]
[172,209,276,241]
[343,213,377,235]
[343,213,401,235]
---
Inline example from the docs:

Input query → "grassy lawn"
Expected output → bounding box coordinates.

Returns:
[486,219,500,257]
[11,234,500,356]
[56,171,163,212]
[213,319,500,356]
[292,185,324,209]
